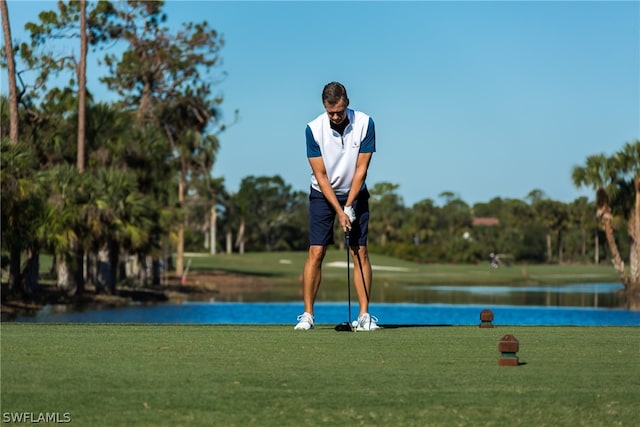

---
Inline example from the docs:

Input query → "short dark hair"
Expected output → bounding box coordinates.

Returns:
[322,82,349,106]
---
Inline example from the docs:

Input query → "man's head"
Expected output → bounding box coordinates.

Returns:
[322,82,349,125]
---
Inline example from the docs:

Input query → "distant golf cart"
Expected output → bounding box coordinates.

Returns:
[489,253,513,268]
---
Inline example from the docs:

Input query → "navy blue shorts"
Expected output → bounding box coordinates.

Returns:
[308,187,370,246]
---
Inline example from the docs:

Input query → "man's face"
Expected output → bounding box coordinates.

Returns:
[324,98,348,125]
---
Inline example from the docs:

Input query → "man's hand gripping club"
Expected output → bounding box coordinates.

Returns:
[343,205,356,231]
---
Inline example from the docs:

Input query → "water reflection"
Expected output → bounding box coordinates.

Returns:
[398,283,625,308]
[147,281,630,308]
[8,282,637,325]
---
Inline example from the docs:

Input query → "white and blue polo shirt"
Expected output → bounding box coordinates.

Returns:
[306,108,376,195]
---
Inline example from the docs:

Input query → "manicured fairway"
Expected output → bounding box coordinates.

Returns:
[1,324,638,426]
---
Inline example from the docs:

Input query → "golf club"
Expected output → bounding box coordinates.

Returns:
[335,231,353,332]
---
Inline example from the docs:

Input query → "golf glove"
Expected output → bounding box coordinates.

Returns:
[344,205,356,223]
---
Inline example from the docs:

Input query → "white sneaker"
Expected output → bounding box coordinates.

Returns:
[355,313,380,331]
[294,312,314,330]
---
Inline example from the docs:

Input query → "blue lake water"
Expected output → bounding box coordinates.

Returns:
[11,282,640,326]
[15,301,640,326]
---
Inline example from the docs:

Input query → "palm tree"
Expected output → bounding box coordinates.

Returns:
[83,167,155,293]
[0,140,44,295]
[38,165,84,294]
[614,141,640,289]
[572,154,625,276]
[82,103,175,289]
[572,141,640,305]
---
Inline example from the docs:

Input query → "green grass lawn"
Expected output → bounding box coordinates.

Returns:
[1,324,638,426]
[32,251,624,288]
[182,250,620,286]
[177,251,624,304]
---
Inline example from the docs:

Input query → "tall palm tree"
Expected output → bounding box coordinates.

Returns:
[572,141,640,302]
[572,154,625,280]
[614,141,640,289]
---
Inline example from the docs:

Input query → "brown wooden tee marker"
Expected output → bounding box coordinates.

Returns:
[479,309,494,328]
[498,334,520,366]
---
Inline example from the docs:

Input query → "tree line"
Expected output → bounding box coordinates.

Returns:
[2,0,228,296]
[1,1,638,301]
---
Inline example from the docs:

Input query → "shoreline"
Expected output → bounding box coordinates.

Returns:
[1,271,274,321]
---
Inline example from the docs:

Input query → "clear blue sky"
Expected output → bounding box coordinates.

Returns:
[3,1,639,206]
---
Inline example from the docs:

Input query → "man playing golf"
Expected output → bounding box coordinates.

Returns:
[295,82,379,331]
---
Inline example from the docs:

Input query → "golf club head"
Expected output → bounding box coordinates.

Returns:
[334,322,354,332]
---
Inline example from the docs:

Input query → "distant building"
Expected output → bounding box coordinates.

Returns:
[472,217,500,227]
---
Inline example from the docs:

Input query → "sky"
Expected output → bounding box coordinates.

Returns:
[2,0,639,207]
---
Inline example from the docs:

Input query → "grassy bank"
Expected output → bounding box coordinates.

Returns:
[34,251,620,288]
[1,324,638,426]
[184,250,620,286]
[180,251,624,304]
[2,252,623,317]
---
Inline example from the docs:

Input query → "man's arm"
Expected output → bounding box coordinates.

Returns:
[346,117,375,206]
[346,152,373,207]
[308,156,351,228]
